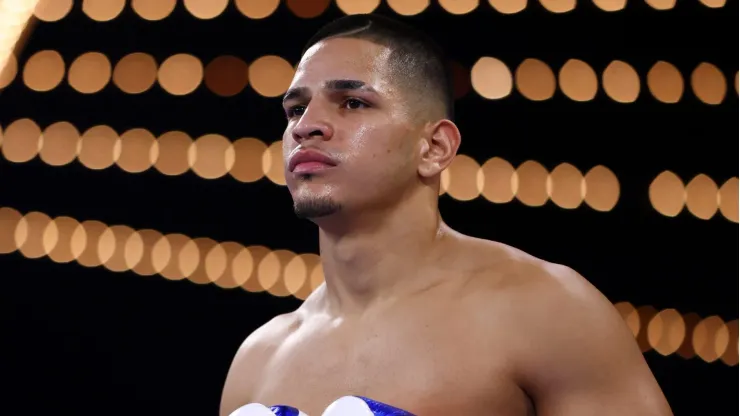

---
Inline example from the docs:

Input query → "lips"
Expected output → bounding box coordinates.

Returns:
[288,149,338,173]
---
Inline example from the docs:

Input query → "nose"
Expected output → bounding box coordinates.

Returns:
[291,105,334,143]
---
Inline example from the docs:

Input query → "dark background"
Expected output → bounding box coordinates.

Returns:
[0,1,737,415]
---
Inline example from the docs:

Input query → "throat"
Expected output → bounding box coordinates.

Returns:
[316,220,453,314]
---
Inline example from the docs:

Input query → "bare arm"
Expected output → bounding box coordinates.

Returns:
[516,265,673,416]
[219,314,294,416]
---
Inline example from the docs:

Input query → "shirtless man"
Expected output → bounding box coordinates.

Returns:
[220,14,673,416]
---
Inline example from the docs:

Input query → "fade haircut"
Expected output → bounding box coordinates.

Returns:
[302,14,455,122]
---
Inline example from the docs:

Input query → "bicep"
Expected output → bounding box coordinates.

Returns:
[519,271,673,415]
[219,314,291,416]
[219,338,257,416]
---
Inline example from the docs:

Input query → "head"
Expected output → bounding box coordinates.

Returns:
[282,14,461,223]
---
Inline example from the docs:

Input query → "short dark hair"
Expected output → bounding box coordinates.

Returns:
[302,14,455,121]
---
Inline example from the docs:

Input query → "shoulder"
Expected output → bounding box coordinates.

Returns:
[219,312,302,416]
[465,239,629,348]
[461,240,671,414]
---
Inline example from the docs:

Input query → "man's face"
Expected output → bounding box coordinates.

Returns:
[282,37,421,220]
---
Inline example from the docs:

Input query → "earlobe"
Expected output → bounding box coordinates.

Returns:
[418,120,461,178]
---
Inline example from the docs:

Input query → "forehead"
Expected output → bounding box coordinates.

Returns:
[292,37,393,90]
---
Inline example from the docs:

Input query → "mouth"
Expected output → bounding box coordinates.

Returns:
[288,149,338,174]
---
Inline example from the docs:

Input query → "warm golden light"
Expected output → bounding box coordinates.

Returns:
[249,56,295,98]
[286,0,330,18]
[152,233,191,280]
[117,128,158,173]
[23,50,65,92]
[691,62,727,105]
[488,0,526,14]
[614,302,640,337]
[471,57,513,100]
[283,254,307,295]
[583,165,619,212]
[0,207,23,254]
[183,0,228,19]
[154,131,192,176]
[2,118,41,163]
[439,0,479,14]
[336,0,381,14]
[635,305,657,352]
[82,0,125,21]
[718,177,739,223]
[676,313,700,359]
[230,138,268,183]
[539,0,575,13]
[68,52,112,94]
[204,55,249,97]
[2,203,732,356]
[698,0,725,7]
[189,134,235,179]
[263,140,286,185]
[213,243,253,289]
[447,155,481,201]
[239,246,270,293]
[386,0,430,15]
[235,0,280,18]
[645,0,676,9]
[180,237,220,284]
[99,225,137,272]
[479,157,517,203]
[515,161,549,207]
[34,0,73,21]
[649,171,684,217]
[78,125,120,170]
[15,211,53,259]
[558,59,598,102]
[684,174,718,220]
[693,316,727,363]
[647,61,683,104]
[158,54,203,96]
[257,250,282,293]
[131,0,176,21]
[602,60,640,103]
[515,58,556,101]
[648,309,685,356]
[75,220,105,268]
[0,54,17,89]
[547,163,584,209]
[39,121,79,166]
[592,0,626,11]
[266,250,299,297]
[721,320,738,366]
[113,53,158,94]
[127,229,164,276]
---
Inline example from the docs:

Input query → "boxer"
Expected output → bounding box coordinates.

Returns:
[220,14,673,416]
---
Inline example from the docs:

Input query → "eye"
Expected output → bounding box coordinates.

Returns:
[285,105,306,119]
[343,98,368,110]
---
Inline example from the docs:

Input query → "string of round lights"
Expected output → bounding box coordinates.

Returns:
[2,50,735,106]
[0,118,620,212]
[0,205,734,365]
[31,0,729,23]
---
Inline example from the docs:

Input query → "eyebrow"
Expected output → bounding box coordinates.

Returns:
[282,79,377,104]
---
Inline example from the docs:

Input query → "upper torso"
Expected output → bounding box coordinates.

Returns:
[225,238,545,416]
[249,291,532,415]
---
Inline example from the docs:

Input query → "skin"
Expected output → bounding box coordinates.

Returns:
[219,37,674,416]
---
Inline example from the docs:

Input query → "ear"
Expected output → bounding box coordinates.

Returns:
[417,119,461,178]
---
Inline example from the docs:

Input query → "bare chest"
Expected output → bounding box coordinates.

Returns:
[251,314,526,416]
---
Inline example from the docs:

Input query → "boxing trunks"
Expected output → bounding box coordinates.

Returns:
[229,395,415,416]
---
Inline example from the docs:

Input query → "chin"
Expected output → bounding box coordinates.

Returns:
[293,195,342,219]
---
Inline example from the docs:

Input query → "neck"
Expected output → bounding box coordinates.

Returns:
[313,188,450,316]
